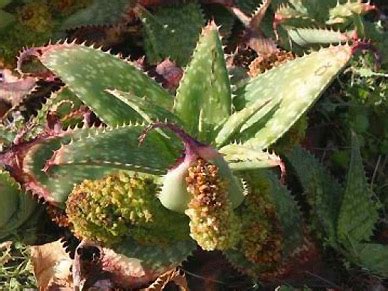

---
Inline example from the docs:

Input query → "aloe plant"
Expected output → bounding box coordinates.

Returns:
[0,19,361,288]
[286,133,387,277]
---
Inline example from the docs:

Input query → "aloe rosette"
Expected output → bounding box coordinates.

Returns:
[0,18,359,286]
[286,133,387,277]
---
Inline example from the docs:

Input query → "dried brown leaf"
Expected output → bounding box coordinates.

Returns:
[0,241,12,265]
[29,240,73,290]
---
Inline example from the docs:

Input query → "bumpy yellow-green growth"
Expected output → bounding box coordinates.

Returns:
[184,158,240,251]
[66,172,189,247]
[237,177,283,266]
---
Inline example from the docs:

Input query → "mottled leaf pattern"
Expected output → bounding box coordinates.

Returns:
[174,22,232,143]
[37,43,172,126]
[337,133,380,245]
[241,45,352,149]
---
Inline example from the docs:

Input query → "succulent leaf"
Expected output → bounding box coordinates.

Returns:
[219,143,283,171]
[287,28,355,47]
[351,243,388,277]
[0,169,40,243]
[158,159,192,213]
[274,2,312,26]
[105,89,182,125]
[265,171,304,255]
[22,124,176,205]
[0,170,23,232]
[174,22,232,143]
[45,87,83,119]
[236,0,259,14]
[286,146,343,245]
[46,124,177,175]
[274,0,338,25]
[61,0,131,30]
[240,45,353,149]
[337,133,381,246]
[214,96,276,147]
[230,0,278,55]
[204,5,235,38]
[22,129,97,204]
[33,43,172,125]
[140,3,205,66]
[326,1,376,25]
[249,0,272,30]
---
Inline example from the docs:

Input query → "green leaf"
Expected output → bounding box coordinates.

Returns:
[61,0,131,30]
[204,5,235,38]
[105,89,181,124]
[287,28,354,47]
[215,96,276,147]
[0,170,19,229]
[275,0,338,25]
[174,22,232,143]
[337,133,380,245]
[37,43,172,126]
[140,3,205,66]
[0,170,39,242]
[47,125,177,174]
[265,171,304,255]
[351,243,388,277]
[24,124,178,205]
[219,143,283,171]
[326,1,373,25]
[241,45,353,149]
[23,128,97,205]
[286,146,343,245]
[274,1,312,25]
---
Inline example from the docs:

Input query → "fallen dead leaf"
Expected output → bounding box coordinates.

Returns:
[0,241,12,265]
[29,240,73,290]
